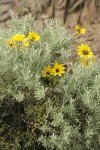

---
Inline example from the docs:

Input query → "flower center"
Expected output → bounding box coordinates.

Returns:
[82,50,89,55]
[56,69,59,72]
[77,29,80,33]
[46,71,50,75]
[10,43,13,46]
[32,36,35,39]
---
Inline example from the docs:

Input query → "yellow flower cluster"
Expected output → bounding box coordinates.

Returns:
[8,34,29,49]
[28,32,40,42]
[77,44,95,67]
[75,25,96,67]
[42,62,65,78]
[42,23,94,78]
[8,32,40,49]
[75,25,86,34]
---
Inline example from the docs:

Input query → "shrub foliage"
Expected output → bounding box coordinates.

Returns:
[0,11,100,150]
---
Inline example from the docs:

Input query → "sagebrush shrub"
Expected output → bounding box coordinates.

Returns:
[0,11,99,150]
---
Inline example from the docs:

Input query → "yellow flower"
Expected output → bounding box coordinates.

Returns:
[8,34,29,48]
[7,38,15,47]
[52,62,65,76]
[22,38,30,47]
[42,66,53,77]
[77,44,96,67]
[75,25,86,34]
[28,32,40,42]
[12,34,25,42]
[77,44,93,58]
